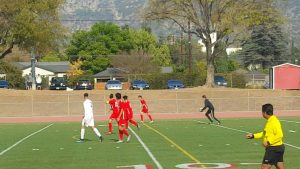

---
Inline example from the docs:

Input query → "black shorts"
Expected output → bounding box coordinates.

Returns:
[263,145,285,165]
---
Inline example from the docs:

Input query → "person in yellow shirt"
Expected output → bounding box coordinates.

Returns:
[246,103,285,169]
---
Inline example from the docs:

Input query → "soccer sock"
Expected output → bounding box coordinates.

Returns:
[80,128,85,140]
[122,129,129,136]
[129,119,138,127]
[108,122,112,132]
[93,128,101,137]
[140,115,144,121]
[148,114,153,121]
[119,130,123,140]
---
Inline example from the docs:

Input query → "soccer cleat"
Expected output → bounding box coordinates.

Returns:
[116,140,124,143]
[127,135,131,142]
[99,136,103,142]
[149,121,154,124]
[76,139,84,143]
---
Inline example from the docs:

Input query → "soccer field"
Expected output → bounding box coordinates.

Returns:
[1,117,299,169]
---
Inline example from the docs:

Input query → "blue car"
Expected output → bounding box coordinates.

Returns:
[167,80,184,89]
[214,76,227,86]
[131,80,150,90]
[0,80,9,88]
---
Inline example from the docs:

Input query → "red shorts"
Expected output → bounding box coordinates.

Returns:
[127,113,133,120]
[141,108,148,113]
[118,119,128,126]
[110,113,119,119]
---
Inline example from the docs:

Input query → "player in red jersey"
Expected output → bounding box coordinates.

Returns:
[122,95,139,129]
[116,93,131,143]
[138,95,153,123]
[106,93,119,135]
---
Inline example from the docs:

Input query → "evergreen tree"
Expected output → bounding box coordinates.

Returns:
[240,24,288,69]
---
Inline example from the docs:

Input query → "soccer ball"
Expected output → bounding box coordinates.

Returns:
[199,107,203,112]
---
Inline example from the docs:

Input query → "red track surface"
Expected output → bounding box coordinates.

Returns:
[1,111,300,123]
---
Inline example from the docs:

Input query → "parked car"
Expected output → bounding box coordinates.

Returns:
[0,80,9,89]
[214,76,227,86]
[167,80,185,89]
[75,79,93,90]
[49,77,67,90]
[130,80,150,90]
[105,80,122,90]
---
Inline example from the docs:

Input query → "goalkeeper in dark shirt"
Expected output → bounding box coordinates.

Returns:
[200,95,221,125]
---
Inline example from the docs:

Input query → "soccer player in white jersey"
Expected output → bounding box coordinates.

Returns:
[79,93,103,142]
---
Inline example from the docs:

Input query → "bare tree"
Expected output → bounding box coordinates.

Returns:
[144,0,282,87]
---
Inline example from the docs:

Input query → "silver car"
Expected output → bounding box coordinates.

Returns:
[105,80,122,90]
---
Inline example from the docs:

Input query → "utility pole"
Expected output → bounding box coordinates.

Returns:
[31,48,36,90]
[180,28,183,65]
[188,20,192,73]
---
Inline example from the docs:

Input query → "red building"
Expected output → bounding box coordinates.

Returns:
[271,63,300,89]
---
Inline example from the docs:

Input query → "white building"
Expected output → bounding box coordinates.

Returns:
[13,62,70,83]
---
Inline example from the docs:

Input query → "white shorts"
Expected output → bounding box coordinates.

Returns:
[82,117,95,127]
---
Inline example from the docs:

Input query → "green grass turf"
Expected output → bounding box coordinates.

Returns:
[0,117,299,169]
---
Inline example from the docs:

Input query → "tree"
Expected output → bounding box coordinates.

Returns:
[150,44,172,66]
[111,54,159,74]
[66,23,135,58]
[144,0,283,87]
[239,24,288,69]
[39,52,67,62]
[0,60,24,89]
[130,29,157,55]
[0,0,65,59]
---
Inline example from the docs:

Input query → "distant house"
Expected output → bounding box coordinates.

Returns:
[13,61,70,83]
[93,68,128,82]
[270,63,300,90]
[93,68,128,90]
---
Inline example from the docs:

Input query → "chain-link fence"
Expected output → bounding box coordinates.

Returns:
[0,89,299,117]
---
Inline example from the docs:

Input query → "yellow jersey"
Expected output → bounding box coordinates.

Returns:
[254,115,284,146]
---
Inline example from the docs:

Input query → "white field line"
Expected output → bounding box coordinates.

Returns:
[128,127,163,169]
[284,143,300,150]
[0,124,53,156]
[280,120,300,124]
[208,123,300,150]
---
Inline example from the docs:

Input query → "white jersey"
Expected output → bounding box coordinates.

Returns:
[83,99,93,118]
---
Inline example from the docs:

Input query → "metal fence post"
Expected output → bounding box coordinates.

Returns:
[68,93,70,116]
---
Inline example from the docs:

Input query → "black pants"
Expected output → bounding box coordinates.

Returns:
[205,108,220,123]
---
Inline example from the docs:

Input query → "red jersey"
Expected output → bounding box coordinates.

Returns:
[108,98,117,111]
[109,98,120,119]
[118,101,128,126]
[122,101,133,119]
[140,99,149,113]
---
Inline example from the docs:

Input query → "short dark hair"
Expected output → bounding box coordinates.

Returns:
[262,103,273,115]
[123,95,128,100]
[202,95,206,98]
[115,93,121,99]
[109,94,113,99]
[138,95,142,98]
[84,93,88,97]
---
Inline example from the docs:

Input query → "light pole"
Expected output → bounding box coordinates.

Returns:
[31,48,36,90]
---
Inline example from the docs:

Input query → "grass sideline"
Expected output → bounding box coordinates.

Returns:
[0,117,299,169]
